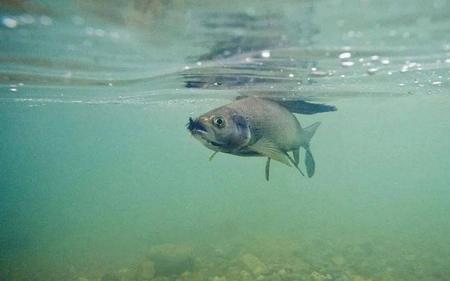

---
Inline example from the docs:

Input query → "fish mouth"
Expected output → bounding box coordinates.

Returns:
[187,117,222,147]
[187,117,208,134]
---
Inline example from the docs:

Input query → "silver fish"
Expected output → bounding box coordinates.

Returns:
[187,97,321,180]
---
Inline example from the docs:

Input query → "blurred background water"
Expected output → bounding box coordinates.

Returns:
[1,1,450,281]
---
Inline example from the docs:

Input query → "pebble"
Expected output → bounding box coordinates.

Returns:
[135,259,155,281]
[311,271,332,281]
[240,253,268,275]
[148,244,194,276]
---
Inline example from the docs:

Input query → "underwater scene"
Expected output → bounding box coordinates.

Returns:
[1,0,450,280]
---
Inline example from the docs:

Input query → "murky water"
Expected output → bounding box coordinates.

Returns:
[1,1,450,281]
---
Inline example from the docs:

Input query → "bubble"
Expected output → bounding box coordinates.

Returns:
[95,29,105,37]
[338,52,351,59]
[431,81,442,86]
[39,16,53,26]
[370,55,380,61]
[85,26,94,35]
[367,68,378,75]
[109,31,120,39]
[19,14,34,25]
[196,61,202,66]
[311,71,329,77]
[71,16,84,26]
[261,50,271,58]
[288,73,294,78]
[341,61,354,67]
[2,17,18,28]
[63,71,72,79]
[381,59,390,65]
[445,58,450,64]
[10,88,17,92]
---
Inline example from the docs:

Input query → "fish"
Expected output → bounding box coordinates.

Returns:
[187,97,334,180]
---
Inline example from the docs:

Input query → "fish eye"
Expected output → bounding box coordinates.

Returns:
[213,116,226,128]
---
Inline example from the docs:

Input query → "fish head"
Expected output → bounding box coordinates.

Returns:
[187,107,250,152]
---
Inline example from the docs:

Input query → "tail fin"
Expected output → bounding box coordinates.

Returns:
[301,122,320,177]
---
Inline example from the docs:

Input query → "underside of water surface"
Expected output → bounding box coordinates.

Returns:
[1,1,450,281]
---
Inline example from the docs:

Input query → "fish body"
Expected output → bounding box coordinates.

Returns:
[187,97,321,180]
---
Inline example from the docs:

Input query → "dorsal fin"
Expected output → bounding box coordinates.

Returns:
[236,96,337,114]
[270,99,337,114]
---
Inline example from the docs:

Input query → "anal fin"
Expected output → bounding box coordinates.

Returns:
[248,138,291,166]
[285,152,305,177]
[293,148,300,167]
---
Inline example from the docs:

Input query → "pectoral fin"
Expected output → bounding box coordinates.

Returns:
[209,151,218,161]
[248,138,291,166]
[265,157,271,181]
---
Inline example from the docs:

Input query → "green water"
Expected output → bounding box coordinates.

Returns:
[1,1,450,281]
